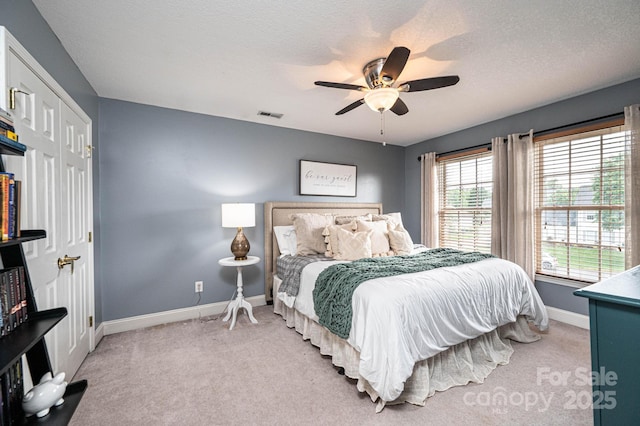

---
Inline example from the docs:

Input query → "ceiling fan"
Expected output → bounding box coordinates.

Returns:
[315,46,460,116]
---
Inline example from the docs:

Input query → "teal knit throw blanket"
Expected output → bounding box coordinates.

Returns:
[313,248,495,339]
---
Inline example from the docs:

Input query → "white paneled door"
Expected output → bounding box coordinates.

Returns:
[3,40,93,380]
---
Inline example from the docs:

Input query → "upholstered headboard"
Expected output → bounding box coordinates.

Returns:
[263,201,383,303]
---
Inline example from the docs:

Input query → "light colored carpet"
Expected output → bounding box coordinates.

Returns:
[69,306,593,425]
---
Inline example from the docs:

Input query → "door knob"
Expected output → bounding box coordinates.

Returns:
[9,87,31,110]
[57,254,81,273]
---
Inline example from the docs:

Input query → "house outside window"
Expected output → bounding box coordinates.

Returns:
[437,151,492,254]
[534,125,626,283]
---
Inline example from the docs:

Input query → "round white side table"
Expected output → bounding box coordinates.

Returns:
[218,256,260,330]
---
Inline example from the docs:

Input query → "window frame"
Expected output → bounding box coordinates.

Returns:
[533,118,626,285]
[437,148,493,254]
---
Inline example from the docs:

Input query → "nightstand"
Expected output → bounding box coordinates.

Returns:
[218,256,260,330]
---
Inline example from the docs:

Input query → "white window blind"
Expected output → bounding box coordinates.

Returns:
[534,125,627,283]
[438,151,492,253]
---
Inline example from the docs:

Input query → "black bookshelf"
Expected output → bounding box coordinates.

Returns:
[0,134,25,175]
[0,308,66,376]
[0,231,87,423]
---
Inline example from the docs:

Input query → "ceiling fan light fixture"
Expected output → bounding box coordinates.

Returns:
[364,87,399,112]
[316,47,460,117]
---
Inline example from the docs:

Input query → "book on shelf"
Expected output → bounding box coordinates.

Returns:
[0,107,12,123]
[17,267,26,323]
[0,272,11,336]
[0,174,21,241]
[1,365,12,421]
[0,173,12,241]
[0,129,18,141]
[0,135,26,153]
[13,181,21,239]
[0,278,5,336]
[9,269,24,328]
[0,267,27,337]
[7,271,15,331]
[0,360,24,421]
[0,120,14,132]
[0,112,12,124]
[7,175,14,240]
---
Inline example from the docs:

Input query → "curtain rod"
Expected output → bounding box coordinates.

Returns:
[417,111,624,161]
[417,143,490,161]
[530,111,623,138]
[503,132,529,142]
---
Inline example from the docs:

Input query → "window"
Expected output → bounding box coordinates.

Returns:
[438,150,492,253]
[534,125,627,282]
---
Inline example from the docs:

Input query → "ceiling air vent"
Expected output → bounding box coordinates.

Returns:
[257,111,283,119]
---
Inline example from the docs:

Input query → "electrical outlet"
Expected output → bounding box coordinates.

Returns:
[195,281,203,293]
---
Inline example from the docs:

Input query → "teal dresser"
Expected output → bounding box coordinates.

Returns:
[574,265,640,425]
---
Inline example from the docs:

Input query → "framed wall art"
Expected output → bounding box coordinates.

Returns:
[299,160,357,197]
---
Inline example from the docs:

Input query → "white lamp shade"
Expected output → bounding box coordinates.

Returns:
[364,87,399,112]
[221,203,255,228]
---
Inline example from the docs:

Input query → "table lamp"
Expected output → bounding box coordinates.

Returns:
[221,203,255,260]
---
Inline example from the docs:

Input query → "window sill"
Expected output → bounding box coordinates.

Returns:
[534,273,593,289]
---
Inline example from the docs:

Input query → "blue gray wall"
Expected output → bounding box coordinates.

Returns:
[0,1,103,321]
[404,78,640,315]
[99,98,404,320]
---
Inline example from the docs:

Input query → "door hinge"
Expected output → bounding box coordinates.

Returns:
[89,316,93,327]
[88,231,92,242]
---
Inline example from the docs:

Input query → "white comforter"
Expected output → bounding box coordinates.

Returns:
[291,256,549,402]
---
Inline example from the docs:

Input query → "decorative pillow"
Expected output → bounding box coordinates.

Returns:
[372,212,403,228]
[388,224,414,255]
[323,222,356,258]
[291,213,334,255]
[273,225,297,256]
[334,228,372,261]
[356,219,392,257]
[334,213,372,225]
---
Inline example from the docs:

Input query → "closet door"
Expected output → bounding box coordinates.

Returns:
[59,100,92,377]
[4,40,93,379]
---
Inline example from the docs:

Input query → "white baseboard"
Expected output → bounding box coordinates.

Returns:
[545,305,590,330]
[101,295,266,336]
[99,299,584,338]
[94,322,105,347]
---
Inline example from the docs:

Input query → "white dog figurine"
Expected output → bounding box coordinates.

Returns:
[22,372,67,418]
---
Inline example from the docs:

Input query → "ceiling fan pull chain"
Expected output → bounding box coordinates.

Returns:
[380,111,386,146]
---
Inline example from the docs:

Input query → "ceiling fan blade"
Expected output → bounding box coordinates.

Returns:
[390,98,409,116]
[336,99,365,115]
[380,46,410,83]
[315,81,367,91]
[399,75,460,92]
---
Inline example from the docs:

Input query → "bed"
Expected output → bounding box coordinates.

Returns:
[264,201,549,412]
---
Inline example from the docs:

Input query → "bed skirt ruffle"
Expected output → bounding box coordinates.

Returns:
[273,287,541,412]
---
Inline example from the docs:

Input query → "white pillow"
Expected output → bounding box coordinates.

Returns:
[356,219,392,257]
[334,213,372,225]
[388,224,414,255]
[273,225,297,256]
[372,212,403,228]
[334,228,372,261]
[323,222,356,258]
[291,213,335,255]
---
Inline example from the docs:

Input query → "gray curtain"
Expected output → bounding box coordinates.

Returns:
[491,131,535,279]
[624,104,640,269]
[420,152,439,248]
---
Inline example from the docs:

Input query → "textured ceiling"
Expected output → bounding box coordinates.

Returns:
[33,0,640,146]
